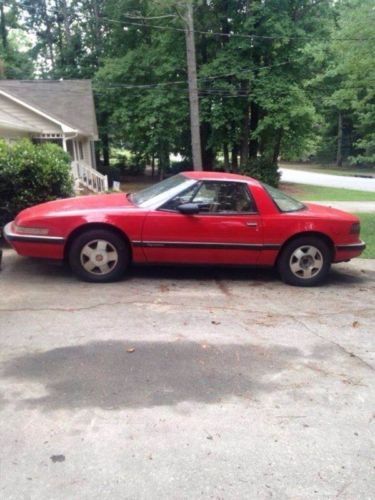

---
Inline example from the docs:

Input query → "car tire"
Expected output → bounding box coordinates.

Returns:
[69,229,129,283]
[277,236,331,287]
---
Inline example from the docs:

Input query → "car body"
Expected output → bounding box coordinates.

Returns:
[4,171,365,286]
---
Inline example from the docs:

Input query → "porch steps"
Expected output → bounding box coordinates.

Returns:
[71,161,108,193]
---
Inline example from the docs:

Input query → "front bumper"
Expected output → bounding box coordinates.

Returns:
[3,221,65,245]
[3,221,65,260]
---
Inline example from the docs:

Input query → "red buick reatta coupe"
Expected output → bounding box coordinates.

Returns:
[4,171,365,286]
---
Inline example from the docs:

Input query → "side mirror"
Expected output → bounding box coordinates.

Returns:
[177,203,200,215]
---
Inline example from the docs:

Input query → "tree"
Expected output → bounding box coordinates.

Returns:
[0,0,33,78]
[332,0,375,165]
[12,0,374,170]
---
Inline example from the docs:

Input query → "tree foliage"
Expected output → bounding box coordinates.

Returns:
[4,0,375,167]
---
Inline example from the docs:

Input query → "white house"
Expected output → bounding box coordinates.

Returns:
[0,79,107,192]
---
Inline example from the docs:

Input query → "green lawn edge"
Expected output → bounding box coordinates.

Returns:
[281,182,375,202]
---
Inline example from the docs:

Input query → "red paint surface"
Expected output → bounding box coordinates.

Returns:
[6,172,364,266]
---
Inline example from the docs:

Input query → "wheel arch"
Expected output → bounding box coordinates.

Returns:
[64,223,133,262]
[276,231,335,265]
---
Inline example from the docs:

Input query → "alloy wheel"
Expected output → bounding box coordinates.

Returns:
[289,245,323,279]
[80,239,119,275]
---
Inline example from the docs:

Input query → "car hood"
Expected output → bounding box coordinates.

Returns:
[17,193,135,220]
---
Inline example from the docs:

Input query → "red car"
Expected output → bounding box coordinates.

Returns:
[4,171,365,286]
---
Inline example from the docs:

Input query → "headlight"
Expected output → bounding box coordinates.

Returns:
[14,225,49,235]
[350,222,360,234]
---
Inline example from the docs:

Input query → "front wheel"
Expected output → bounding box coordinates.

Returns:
[277,237,331,287]
[69,229,129,282]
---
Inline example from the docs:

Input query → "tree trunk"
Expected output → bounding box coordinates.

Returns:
[272,129,283,164]
[240,82,250,166]
[59,0,75,69]
[158,141,170,180]
[42,0,55,70]
[201,122,215,170]
[223,143,229,172]
[60,0,72,45]
[249,101,259,158]
[102,132,110,166]
[151,155,155,177]
[0,2,7,50]
[231,146,239,172]
[336,111,343,167]
[184,1,203,171]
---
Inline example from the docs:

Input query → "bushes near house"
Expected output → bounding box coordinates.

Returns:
[0,139,73,230]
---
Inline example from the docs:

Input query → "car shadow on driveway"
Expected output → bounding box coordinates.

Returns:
[2,340,305,411]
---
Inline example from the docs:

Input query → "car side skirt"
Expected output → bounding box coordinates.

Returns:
[132,240,281,251]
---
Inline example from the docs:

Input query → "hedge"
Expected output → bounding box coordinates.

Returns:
[0,139,73,229]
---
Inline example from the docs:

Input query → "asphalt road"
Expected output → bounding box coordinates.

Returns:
[0,248,374,499]
[280,167,375,192]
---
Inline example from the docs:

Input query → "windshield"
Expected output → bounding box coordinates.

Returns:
[262,183,305,212]
[131,174,195,207]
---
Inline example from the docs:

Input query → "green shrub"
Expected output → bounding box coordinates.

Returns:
[0,139,73,229]
[109,150,145,177]
[240,157,280,187]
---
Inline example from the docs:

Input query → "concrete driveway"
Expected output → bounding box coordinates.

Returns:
[0,248,374,499]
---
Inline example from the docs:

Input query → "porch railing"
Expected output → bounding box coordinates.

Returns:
[71,161,108,193]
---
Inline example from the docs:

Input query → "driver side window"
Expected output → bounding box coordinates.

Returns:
[161,181,257,214]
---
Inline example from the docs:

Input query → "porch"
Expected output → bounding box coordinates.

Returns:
[0,80,107,193]
[32,133,108,193]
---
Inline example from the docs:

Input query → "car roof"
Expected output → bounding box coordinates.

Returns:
[182,170,261,186]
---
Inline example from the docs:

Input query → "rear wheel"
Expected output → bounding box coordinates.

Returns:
[69,229,129,282]
[277,236,331,287]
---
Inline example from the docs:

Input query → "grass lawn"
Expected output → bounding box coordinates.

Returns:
[281,182,375,202]
[280,161,375,178]
[356,213,375,259]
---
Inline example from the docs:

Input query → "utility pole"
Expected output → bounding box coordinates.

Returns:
[184,1,203,171]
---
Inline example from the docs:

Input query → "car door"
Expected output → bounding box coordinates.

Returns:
[140,180,262,265]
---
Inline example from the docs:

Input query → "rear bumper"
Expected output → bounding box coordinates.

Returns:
[334,240,366,262]
[336,241,366,252]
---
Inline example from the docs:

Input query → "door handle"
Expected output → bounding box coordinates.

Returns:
[245,222,258,227]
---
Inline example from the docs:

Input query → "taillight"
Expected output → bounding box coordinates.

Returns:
[350,222,360,234]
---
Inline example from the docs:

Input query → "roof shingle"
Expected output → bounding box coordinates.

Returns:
[0,79,98,138]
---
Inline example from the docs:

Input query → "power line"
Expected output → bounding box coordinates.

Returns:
[27,7,375,42]
[91,84,375,100]
[102,17,375,42]
[122,13,177,20]
[90,60,301,90]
